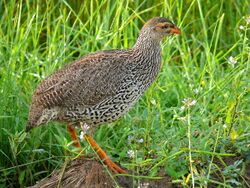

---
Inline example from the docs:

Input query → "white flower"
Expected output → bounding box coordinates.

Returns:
[194,88,199,94]
[178,116,187,122]
[228,56,237,68]
[127,150,135,158]
[223,124,227,129]
[137,138,144,143]
[138,182,150,188]
[181,98,197,110]
[80,131,85,141]
[239,25,244,30]
[190,100,197,106]
[180,106,185,111]
[80,122,90,137]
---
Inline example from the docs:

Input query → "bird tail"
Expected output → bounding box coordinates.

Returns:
[25,122,33,132]
[26,103,43,132]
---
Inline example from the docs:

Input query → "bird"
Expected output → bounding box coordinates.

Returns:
[27,17,181,174]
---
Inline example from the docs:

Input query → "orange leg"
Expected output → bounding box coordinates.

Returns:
[84,134,127,174]
[67,124,81,148]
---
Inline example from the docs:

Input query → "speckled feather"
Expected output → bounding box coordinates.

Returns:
[27,17,178,132]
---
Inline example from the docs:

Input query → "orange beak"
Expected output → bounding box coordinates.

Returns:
[171,25,181,34]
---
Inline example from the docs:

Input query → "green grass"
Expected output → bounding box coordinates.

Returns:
[0,0,249,187]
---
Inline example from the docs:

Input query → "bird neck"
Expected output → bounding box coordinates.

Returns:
[131,31,162,91]
[133,31,161,53]
[132,30,162,65]
[132,32,162,68]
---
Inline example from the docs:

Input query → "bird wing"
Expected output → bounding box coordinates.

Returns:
[33,52,130,108]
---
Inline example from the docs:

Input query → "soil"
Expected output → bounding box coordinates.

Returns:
[211,155,250,188]
[28,158,173,188]
[28,155,250,188]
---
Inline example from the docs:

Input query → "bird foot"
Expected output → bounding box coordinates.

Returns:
[84,134,127,174]
[103,157,127,174]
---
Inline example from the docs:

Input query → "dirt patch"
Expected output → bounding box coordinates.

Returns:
[28,158,173,188]
[27,155,250,187]
[210,155,250,188]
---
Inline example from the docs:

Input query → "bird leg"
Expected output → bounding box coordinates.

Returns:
[67,124,81,148]
[67,123,126,174]
[84,134,127,174]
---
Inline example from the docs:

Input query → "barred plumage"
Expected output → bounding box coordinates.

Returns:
[27,17,180,132]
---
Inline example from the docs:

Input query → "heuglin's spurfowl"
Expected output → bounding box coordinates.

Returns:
[27,17,181,174]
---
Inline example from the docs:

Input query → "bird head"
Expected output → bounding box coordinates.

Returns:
[141,17,181,41]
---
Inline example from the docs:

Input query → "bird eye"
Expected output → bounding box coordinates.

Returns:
[154,23,172,31]
[162,25,168,29]
[162,24,172,29]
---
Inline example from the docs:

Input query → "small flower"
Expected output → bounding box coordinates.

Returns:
[180,106,185,111]
[194,88,199,94]
[178,116,187,122]
[223,124,227,129]
[137,138,144,143]
[138,182,150,188]
[80,131,84,141]
[228,56,237,68]
[181,98,197,110]
[190,100,197,106]
[127,150,135,158]
[80,122,90,137]
[239,25,244,30]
